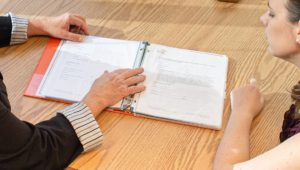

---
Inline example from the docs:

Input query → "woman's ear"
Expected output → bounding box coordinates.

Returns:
[296,21,300,44]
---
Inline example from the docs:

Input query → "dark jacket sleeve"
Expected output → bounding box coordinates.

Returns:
[0,13,103,169]
[0,74,83,170]
[0,13,28,47]
[0,15,12,47]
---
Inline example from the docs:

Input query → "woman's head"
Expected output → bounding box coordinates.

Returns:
[260,0,300,60]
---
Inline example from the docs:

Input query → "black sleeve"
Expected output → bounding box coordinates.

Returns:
[0,74,83,170]
[0,15,12,47]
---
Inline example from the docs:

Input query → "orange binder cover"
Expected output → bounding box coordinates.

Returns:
[24,38,132,115]
[24,38,61,99]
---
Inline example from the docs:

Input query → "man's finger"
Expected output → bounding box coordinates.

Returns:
[68,15,89,35]
[127,85,146,95]
[121,68,144,79]
[125,75,145,85]
[73,15,86,22]
[61,31,84,42]
[112,68,131,74]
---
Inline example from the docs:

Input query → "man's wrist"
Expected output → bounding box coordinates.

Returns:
[27,18,48,37]
[82,96,107,117]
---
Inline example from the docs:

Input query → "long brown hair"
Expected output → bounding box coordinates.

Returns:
[286,0,300,22]
[292,83,300,100]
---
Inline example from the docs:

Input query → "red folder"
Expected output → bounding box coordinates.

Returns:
[24,38,63,100]
[24,38,132,115]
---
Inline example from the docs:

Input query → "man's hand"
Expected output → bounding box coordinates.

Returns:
[28,13,88,41]
[82,68,146,117]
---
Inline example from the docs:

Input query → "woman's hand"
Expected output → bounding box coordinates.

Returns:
[28,13,88,41]
[82,68,146,117]
[230,79,264,120]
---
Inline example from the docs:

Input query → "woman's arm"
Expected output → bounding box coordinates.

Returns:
[213,79,264,170]
[233,133,300,170]
[215,79,300,170]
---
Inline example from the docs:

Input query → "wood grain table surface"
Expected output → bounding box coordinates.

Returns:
[1,0,298,169]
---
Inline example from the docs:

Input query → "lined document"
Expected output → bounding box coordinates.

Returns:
[135,44,228,128]
[38,36,140,102]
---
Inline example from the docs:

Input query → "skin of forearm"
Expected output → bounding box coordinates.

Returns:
[213,111,254,170]
[82,98,106,118]
[27,18,48,37]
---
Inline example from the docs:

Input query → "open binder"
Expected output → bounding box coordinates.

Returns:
[25,36,228,129]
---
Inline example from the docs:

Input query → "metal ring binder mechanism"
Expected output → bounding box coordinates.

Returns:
[120,41,149,112]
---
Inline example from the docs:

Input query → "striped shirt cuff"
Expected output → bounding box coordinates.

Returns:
[58,102,103,152]
[8,12,28,45]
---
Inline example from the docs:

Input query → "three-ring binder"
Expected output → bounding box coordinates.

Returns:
[120,41,149,111]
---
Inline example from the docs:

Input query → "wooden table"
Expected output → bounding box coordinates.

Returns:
[1,0,299,169]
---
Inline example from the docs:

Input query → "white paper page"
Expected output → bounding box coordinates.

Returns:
[38,36,140,106]
[135,44,228,129]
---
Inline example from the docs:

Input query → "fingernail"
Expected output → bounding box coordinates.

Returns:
[250,78,257,85]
